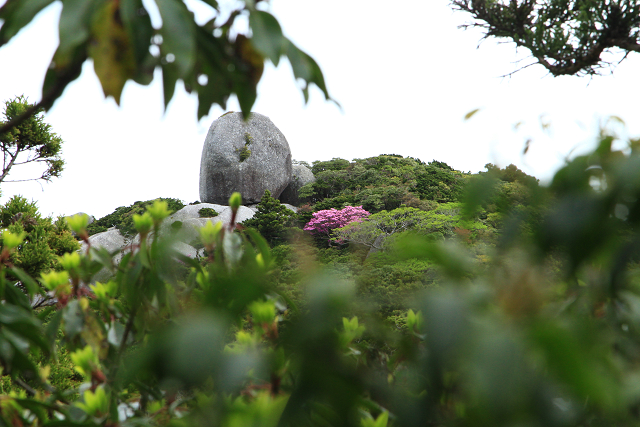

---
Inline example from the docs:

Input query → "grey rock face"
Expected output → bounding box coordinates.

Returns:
[199,112,292,204]
[82,228,126,253]
[80,228,127,283]
[279,163,316,206]
[282,204,298,213]
[216,206,255,225]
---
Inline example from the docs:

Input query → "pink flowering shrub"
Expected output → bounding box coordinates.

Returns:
[303,206,370,242]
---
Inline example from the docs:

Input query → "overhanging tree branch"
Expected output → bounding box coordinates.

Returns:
[452,0,640,76]
[0,95,65,185]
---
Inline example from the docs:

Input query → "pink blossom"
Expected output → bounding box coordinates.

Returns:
[304,206,370,241]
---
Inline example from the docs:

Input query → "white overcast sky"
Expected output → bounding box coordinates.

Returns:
[0,0,639,219]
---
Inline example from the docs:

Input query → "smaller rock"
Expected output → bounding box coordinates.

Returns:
[282,203,298,213]
[159,205,255,245]
[172,241,204,259]
[279,163,316,206]
[66,212,95,225]
[81,228,127,283]
[81,228,125,253]
[215,206,255,224]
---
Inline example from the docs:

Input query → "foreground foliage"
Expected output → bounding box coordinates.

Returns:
[242,190,296,245]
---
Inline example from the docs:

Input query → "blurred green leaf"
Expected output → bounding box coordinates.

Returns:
[285,38,330,103]
[89,0,137,104]
[461,173,498,219]
[529,320,620,410]
[0,0,55,46]
[45,308,63,347]
[161,61,180,109]
[2,281,31,311]
[198,0,218,7]
[155,0,196,79]
[119,0,153,68]
[62,300,84,340]
[56,0,96,67]
[10,267,40,297]
[249,10,284,66]
[393,234,475,280]
[193,25,232,118]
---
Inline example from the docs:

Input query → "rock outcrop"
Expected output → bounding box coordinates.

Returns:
[279,163,316,206]
[81,204,260,283]
[199,112,292,205]
[80,227,126,283]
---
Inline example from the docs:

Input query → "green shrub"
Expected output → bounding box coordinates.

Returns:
[198,207,219,218]
[242,190,296,245]
[87,197,184,237]
[0,196,79,281]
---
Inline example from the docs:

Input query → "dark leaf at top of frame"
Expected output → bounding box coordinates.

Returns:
[0,0,56,47]
[249,9,285,66]
[285,38,331,103]
[89,0,137,104]
[155,0,197,79]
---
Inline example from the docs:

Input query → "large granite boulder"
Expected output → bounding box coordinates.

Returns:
[279,163,316,206]
[199,112,292,205]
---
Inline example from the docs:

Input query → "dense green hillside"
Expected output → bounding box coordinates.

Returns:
[78,155,540,323]
[298,155,467,214]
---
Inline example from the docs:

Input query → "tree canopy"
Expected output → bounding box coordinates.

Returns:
[0,96,64,184]
[452,0,640,76]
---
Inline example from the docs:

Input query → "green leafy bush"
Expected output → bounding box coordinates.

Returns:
[242,190,296,245]
[0,196,79,282]
[198,207,219,218]
[87,197,184,237]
